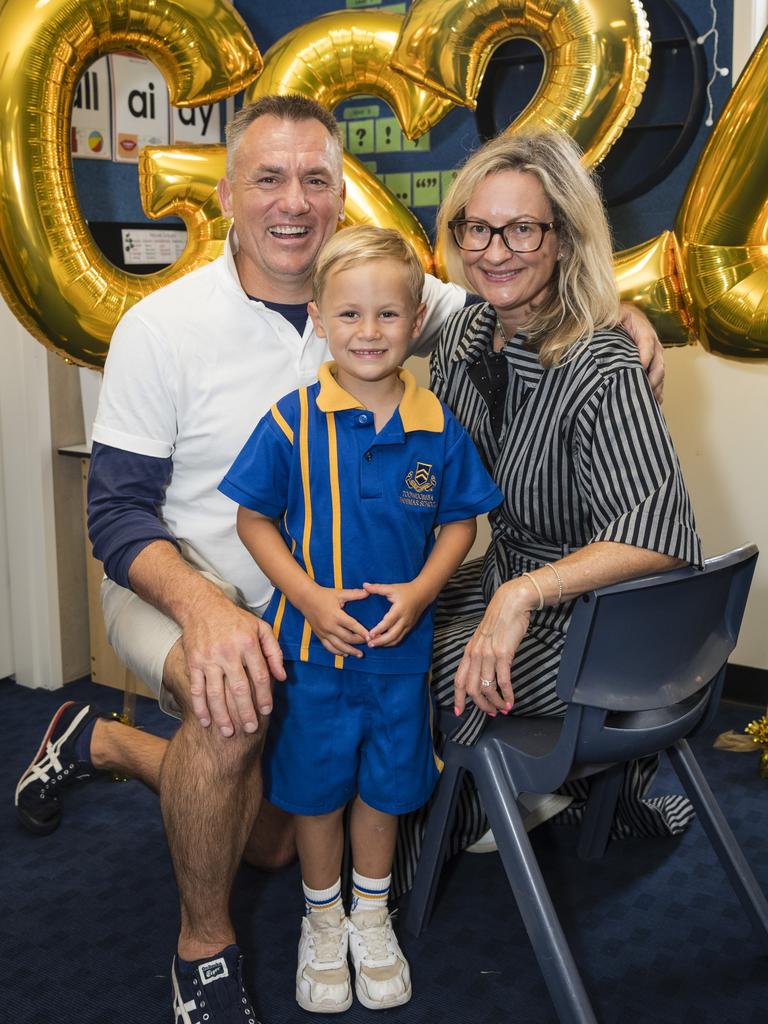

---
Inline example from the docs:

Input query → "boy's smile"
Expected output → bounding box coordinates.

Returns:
[308,259,425,399]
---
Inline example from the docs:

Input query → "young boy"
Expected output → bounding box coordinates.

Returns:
[219,225,501,1014]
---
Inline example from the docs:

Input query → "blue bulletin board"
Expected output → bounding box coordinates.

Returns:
[73,0,733,253]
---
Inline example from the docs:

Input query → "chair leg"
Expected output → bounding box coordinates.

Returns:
[480,753,598,1024]
[576,765,623,862]
[404,761,465,937]
[669,738,768,951]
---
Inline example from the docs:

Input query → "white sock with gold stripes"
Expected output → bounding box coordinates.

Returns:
[350,869,391,916]
[302,877,342,916]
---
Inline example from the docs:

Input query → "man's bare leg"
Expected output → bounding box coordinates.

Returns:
[89,690,296,871]
[156,640,266,961]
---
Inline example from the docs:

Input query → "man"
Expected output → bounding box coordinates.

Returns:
[15,95,663,1023]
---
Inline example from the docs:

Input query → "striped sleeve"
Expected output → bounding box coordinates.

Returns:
[581,366,703,567]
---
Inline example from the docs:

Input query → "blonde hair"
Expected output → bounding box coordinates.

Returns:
[437,130,619,366]
[312,225,425,307]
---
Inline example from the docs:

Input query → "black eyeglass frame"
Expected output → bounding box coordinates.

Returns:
[448,218,557,253]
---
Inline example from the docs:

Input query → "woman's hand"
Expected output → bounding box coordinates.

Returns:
[454,580,535,717]
[302,584,370,658]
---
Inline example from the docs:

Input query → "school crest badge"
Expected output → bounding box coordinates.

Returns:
[401,461,437,508]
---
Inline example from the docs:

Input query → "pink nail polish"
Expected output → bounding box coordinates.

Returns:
[454,707,461,717]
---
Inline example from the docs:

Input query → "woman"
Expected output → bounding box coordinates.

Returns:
[394,129,702,892]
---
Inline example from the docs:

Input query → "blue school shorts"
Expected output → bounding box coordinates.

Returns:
[263,661,441,816]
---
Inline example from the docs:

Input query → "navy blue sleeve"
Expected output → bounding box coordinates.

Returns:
[87,441,180,589]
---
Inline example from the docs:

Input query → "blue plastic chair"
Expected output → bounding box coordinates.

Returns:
[405,545,766,1024]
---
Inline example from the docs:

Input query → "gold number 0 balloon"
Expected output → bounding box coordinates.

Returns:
[245,10,458,273]
[0,0,261,368]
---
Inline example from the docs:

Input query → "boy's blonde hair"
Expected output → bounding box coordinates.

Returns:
[312,225,425,307]
[437,129,619,366]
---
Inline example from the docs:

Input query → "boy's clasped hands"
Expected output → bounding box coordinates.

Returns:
[301,579,432,657]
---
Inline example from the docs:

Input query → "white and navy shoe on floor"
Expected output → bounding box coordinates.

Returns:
[15,701,106,835]
[172,945,262,1024]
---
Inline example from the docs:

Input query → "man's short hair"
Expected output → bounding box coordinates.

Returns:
[225,95,343,179]
[312,225,425,308]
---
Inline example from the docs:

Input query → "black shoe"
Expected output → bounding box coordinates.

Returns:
[172,945,262,1023]
[15,701,105,835]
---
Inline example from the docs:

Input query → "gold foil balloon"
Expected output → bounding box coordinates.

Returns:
[248,10,454,139]
[139,145,229,263]
[247,10,458,273]
[391,0,651,166]
[674,25,768,357]
[614,232,691,346]
[0,0,261,368]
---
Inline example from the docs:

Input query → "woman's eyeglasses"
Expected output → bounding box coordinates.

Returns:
[448,219,556,253]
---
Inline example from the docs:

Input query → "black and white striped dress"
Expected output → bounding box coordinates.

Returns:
[393,302,703,895]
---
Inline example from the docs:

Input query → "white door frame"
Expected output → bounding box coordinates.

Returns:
[0,296,63,689]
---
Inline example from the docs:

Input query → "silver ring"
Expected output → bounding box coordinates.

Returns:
[480,678,494,689]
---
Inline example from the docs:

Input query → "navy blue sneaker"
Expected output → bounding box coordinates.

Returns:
[15,701,105,835]
[172,945,262,1023]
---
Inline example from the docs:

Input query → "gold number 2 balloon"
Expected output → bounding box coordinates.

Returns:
[391,0,651,167]
[0,0,261,367]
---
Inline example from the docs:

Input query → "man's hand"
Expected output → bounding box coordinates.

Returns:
[363,580,430,647]
[302,584,370,658]
[181,590,285,738]
[618,303,665,402]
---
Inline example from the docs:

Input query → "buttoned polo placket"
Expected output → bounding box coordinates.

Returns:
[353,409,410,501]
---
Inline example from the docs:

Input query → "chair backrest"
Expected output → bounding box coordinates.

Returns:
[555,545,758,714]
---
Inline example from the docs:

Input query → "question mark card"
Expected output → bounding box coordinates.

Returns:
[348,119,375,154]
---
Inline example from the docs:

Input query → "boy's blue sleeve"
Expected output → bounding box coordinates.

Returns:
[435,410,503,525]
[219,404,293,519]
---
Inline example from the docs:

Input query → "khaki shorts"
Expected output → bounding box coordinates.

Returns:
[100,542,266,720]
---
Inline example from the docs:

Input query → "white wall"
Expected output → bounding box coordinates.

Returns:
[0,296,63,688]
[0,418,13,678]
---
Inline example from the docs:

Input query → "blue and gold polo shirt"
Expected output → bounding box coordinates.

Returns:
[220,362,501,673]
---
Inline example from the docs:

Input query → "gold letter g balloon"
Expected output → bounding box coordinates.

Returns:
[0,0,261,368]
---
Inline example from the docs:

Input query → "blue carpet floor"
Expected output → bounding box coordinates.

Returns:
[2,676,767,1023]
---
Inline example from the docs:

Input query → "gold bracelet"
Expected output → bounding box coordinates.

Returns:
[543,562,564,604]
[521,572,544,611]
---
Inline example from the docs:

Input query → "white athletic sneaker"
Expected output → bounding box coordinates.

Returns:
[295,905,352,1014]
[347,907,412,1010]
